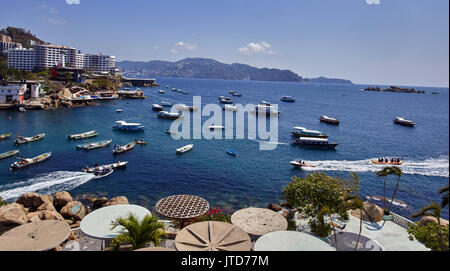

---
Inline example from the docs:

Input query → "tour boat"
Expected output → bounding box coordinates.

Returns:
[82,161,128,173]
[92,167,114,179]
[281,96,296,102]
[68,130,99,140]
[320,115,340,125]
[291,127,328,138]
[113,141,136,154]
[113,121,145,131]
[176,144,194,154]
[158,111,183,119]
[161,101,172,107]
[226,148,237,156]
[10,152,52,170]
[76,140,112,150]
[219,99,233,104]
[291,137,339,149]
[152,104,164,111]
[14,133,46,145]
[394,117,415,127]
[158,90,166,94]
[222,105,238,111]
[0,150,19,160]
[290,160,316,168]
[0,133,12,140]
[371,159,403,165]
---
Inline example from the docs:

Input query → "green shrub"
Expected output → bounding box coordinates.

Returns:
[408,222,449,251]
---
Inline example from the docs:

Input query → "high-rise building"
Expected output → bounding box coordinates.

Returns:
[7,48,35,71]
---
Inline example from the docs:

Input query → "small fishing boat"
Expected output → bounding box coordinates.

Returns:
[0,133,12,140]
[291,137,339,149]
[134,139,147,145]
[320,115,340,125]
[116,109,122,113]
[14,133,46,145]
[113,121,145,131]
[82,161,128,173]
[176,144,194,154]
[281,96,296,102]
[291,127,328,138]
[371,159,403,165]
[222,105,238,111]
[152,104,164,111]
[158,111,183,119]
[76,140,112,150]
[113,141,136,154]
[226,148,237,156]
[290,160,316,168]
[10,152,52,170]
[158,90,166,94]
[394,117,415,127]
[68,130,98,140]
[161,101,172,107]
[92,167,114,179]
[0,150,19,160]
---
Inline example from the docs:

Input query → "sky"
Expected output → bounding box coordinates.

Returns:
[1,0,449,87]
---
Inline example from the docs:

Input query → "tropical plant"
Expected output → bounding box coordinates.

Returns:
[345,196,367,251]
[438,185,448,209]
[376,166,402,213]
[409,202,448,251]
[408,220,449,251]
[110,213,167,250]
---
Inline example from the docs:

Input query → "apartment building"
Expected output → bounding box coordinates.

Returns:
[7,48,35,71]
[0,41,22,52]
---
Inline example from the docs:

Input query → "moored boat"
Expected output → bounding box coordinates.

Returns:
[113,141,136,154]
[134,139,147,145]
[76,140,112,150]
[152,104,164,111]
[281,96,296,102]
[161,101,172,107]
[10,152,52,170]
[82,161,128,173]
[291,137,339,149]
[113,121,145,131]
[14,133,46,145]
[176,104,198,111]
[116,109,123,113]
[222,105,238,111]
[231,92,242,97]
[320,115,340,125]
[394,117,415,127]
[158,90,166,94]
[176,144,194,154]
[0,150,19,160]
[290,159,316,168]
[219,98,233,104]
[291,127,328,138]
[0,133,12,140]
[158,111,183,119]
[68,130,98,140]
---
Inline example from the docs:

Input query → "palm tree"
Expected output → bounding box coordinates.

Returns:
[318,205,338,249]
[438,185,449,209]
[376,166,402,214]
[411,202,446,251]
[110,213,167,250]
[376,168,389,213]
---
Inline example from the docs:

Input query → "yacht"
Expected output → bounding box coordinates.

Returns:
[291,137,339,149]
[394,117,415,127]
[113,121,145,131]
[291,127,328,138]
[281,96,296,102]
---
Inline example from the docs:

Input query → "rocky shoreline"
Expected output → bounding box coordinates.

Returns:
[364,86,425,94]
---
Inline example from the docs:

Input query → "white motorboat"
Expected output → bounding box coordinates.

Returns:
[394,117,415,127]
[209,125,225,130]
[116,109,123,113]
[92,167,114,179]
[152,104,164,111]
[76,140,112,150]
[291,127,328,138]
[82,161,128,173]
[281,96,296,102]
[161,101,172,107]
[158,90,166,94]
[158,111,183,119]
[176,144,194,154]
[113,120,145,131]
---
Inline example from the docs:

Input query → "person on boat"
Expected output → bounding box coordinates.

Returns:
[94,162,99,167]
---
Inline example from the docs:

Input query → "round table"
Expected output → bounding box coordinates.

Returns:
[80,204,151,240]
[254,231,335,251]
[155,195,209,229]
[231,207,288,236]
[0,220,71,251]
[329,232,383,251]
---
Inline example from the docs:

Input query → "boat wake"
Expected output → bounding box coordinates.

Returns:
[301,156,449,178]
[0,171,94,201]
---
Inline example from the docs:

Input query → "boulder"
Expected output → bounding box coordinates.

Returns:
[37,202,57,212]
[16,193,52,210]
[54,191,73,209]
[38,210,65,221]
[268,203,282,212]
[92,197,109,209]
[105,196,129,206]
[419,216,449,227]
[280,202,293,209]
[351,202,384,222]
[60,201,86,221]
[0,203,29,226]
[27,212,41,223]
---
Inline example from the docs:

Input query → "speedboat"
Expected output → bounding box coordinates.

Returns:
[92,166,114,179]
[158,90,166,94]
[281,96,296,102]
[77,140,112,150]
[113,120,145,131]
[320,115,340,125]
[161,101,172,107]
[0,133,12,140]
[10,152,52,170]
[222,105,238,111]
[158,111,183,119]
[113,141,136,154]
[394,117,415,127]
[226,148,237,156]
[291,137,339,149]
[291,127,328,138]
[176,144,194,154]
[14,133,45,145]
[82,161,128,173]
[0,150,19,160]
[152,104,164,111]
[290,160,316,168]
[68,130,98,140]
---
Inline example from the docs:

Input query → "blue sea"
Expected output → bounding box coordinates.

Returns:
[0,78,448,219]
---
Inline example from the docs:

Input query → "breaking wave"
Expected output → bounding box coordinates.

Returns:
[300,156,449,177]
[0,171,94,201]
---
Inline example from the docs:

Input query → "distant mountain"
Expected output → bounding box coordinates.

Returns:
[304,76,353,84]
[116,58,352,84]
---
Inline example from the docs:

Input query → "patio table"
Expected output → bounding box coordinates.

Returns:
[231,207,288,237]
[254,231,335,251]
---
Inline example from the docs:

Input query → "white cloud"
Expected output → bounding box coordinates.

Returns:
[65,0,80,5]
[170,41,197,54]
[365,0,380,5]
[238,41,276,56]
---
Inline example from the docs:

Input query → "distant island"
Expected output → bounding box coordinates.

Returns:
[364,86,425,94]
[116,58,353,84]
